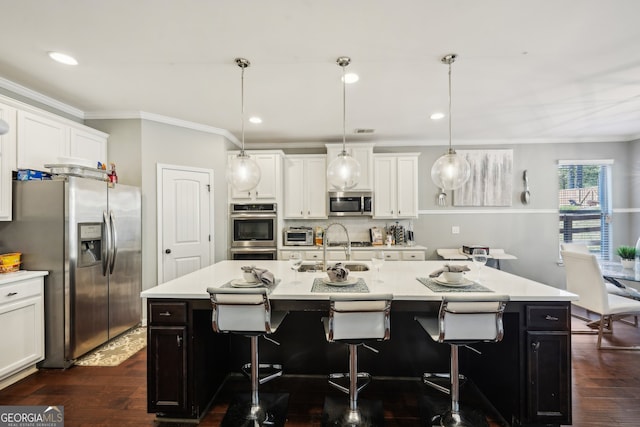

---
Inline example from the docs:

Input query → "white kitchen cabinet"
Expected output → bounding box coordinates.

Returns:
[283,155,326,219]
[0,275,45,388]
[16,109,108,172]
[228,151,283,203]
[325,143,374,190]
[0,102,16,221]
[17,110,69,171]
[373,153,419,218]
[70,127,108,166]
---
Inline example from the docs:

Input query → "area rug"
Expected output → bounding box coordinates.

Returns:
[75,326,146,367]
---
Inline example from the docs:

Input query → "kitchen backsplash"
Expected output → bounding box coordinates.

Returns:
[282,217,415,244]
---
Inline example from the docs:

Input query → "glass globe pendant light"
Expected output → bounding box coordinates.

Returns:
[431,54,471,191]
[327,56,360,191]
[226,58,261,192]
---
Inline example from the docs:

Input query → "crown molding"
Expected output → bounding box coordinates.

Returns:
[0,76,85,119]
[84,110,240,146]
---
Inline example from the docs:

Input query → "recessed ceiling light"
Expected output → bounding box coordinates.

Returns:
[48,51,78,66]
[430,112,445,120]
[249,116,262,124]
[342,73,359,84]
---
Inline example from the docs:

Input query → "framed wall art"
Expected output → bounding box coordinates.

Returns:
[453,149,513,207]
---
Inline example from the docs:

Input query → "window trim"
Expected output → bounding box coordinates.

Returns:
[557,159,613,262]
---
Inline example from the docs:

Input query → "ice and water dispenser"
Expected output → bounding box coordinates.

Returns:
[78,223,103,267]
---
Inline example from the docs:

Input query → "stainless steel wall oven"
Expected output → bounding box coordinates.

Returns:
[229,203,278,260]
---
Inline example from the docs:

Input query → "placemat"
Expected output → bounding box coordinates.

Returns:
[220,278,281,293]
[416,277,492,293]
[311,277,369,293]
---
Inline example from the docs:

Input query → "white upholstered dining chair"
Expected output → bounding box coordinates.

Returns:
[561,250,640,350]
[560,243,630,297]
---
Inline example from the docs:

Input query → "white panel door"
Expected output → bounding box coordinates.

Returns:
[160,166,212,283]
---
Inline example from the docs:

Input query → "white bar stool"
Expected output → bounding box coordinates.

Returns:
[321,293,393,426]
[207,287,288,426]
[415,294,509,427]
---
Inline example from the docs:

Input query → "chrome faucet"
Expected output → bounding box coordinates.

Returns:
[323,222,351,270]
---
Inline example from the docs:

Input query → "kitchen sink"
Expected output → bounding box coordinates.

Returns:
[344,263,370,271]
[297,263,369,272]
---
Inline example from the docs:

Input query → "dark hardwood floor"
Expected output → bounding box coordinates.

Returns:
[1,315,639,426]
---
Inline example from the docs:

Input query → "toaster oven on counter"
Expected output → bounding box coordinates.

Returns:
[283,226,314,246]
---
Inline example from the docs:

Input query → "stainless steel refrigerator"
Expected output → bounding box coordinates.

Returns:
[0,177,141,368]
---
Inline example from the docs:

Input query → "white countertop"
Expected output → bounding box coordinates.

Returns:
[437,248,518,260]
[141,260,577,302]
[280,244,427,251]
[0,270,49,285]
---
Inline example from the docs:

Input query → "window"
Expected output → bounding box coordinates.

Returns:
[558,160,612,260]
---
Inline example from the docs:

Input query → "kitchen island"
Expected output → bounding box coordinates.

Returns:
[142,260,577,426]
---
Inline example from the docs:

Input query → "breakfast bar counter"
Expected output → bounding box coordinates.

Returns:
[142,260,577,426]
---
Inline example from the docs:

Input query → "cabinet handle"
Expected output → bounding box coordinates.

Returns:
[545,315,559,321]
[300,210,303,215]
[531,341,540,351]
[6,292,18,297]
[176,335,183,347]
[391,210,394,214]
[307,210,310,215]
[159,311,172,317]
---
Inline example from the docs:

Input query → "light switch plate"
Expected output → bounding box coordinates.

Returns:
[451,226,460,234]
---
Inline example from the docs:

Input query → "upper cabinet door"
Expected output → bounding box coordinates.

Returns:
[325,143,374,191]
[396,156,418,218]
[283,157,305,218]
[228,151,283,203]
[304,156,327,218]
[70,127,108,166]
[0,102,17,221]
[373,153,420,219]
[17,110,69,171]
[373,156,396,218]
[283,155,327,219]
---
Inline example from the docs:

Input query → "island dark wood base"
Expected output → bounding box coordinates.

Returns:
[147,299,571,426]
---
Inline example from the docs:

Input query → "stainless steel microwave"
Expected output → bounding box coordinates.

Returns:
[327,191,373,217]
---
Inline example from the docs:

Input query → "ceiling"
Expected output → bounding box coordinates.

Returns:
[2,0,640,148]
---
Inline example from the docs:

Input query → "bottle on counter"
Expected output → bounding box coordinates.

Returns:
[109,163,118,183]
[315,226,323,246]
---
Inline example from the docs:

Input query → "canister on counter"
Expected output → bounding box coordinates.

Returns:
[315,226,323,246]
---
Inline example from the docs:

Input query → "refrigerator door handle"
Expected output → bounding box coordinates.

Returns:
[102,210,111,276]
[109,210,118,274]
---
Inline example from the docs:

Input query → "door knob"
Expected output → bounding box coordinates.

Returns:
[165,249,172,254]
